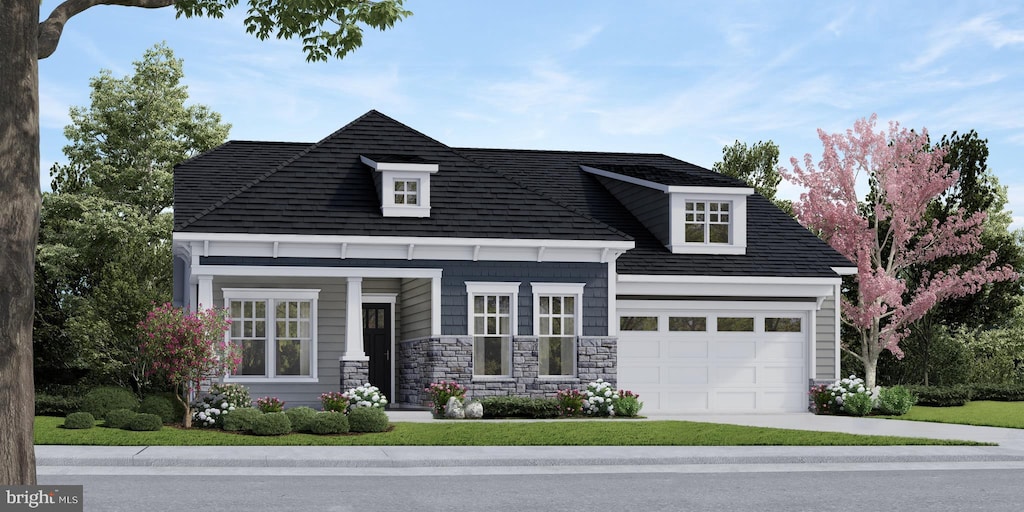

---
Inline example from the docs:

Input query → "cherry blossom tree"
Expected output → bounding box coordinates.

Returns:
[138,303,238,428]
[784,115,1019,389]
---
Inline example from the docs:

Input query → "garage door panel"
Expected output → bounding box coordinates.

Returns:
[665,392,709,410]
[715,391,757,410]
[761,365,805,384]
[762,390,807,410]
[760,340,805,359]
[667,366,709,385]
[618,365,662,384]
[714,365,756,386]
[626,339,661,358]
[667,340,708,358]
[715,341,757,358]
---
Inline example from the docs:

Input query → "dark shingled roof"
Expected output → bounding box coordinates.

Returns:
[174,110,853,277]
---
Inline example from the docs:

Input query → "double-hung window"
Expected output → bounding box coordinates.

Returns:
[684,200,731,244]
[394,179,419,205]
[223,289,319,381]
[467,282,519,377]
[532,283,585,377]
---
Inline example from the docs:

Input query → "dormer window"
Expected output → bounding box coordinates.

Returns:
[361,155,439,218]
[394,179,419,205]
[685,200,731,244]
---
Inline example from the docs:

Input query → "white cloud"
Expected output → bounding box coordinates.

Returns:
[481,62,596,117]
[38,87,72,130]
[567,25,605,51]
[905,12,1024,71]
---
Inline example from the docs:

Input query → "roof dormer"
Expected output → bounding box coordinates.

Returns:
[581,164,753,255]
[361,155,440,218]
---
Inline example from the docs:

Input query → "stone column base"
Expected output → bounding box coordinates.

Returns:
[341,359,370,391]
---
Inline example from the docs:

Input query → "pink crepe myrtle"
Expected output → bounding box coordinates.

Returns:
[783,115,1018,388]
[138,303,239,428]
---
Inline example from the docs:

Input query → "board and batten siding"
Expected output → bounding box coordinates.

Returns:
[400,278,433,340]
[595,175,670,246]
[815,295,837,380]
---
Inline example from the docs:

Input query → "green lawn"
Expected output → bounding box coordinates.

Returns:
[893,401,1024,429]
[34,416,983,446]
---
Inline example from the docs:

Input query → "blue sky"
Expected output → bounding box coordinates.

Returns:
[38,1,1024,228]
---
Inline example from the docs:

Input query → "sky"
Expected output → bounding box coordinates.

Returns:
[37,0,1024,229]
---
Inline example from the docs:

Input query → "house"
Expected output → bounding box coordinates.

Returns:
[172,110,855,413]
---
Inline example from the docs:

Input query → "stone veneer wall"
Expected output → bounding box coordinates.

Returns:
[397,336,617,407]
[340,360,369,391]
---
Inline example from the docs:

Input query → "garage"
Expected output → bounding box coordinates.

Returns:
[617,302,811,413]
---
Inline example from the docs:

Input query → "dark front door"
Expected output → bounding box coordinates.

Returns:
[362,303,391,402]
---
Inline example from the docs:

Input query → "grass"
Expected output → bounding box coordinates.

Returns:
[890,401,1024,429]
[34,416,983,446]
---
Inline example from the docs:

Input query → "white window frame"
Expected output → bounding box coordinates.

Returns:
[683,200,732,244]
[466,282,519,378]
[393,178,420,206]
[668,193,748,255]
[531,282,585,378]
[222,288,320,383]
[361,156,439,218]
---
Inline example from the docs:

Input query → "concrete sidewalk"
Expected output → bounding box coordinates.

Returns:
[34,412,1024,469]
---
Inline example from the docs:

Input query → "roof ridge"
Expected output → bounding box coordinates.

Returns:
[448,147,635,241]
[457,146,670,158]
[177,110,382,230]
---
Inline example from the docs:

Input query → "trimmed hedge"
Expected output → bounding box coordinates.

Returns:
[35,392,83,417]
[905,385,971,407]
[968,384,1024,402]
[480,397,560,419]
[348,407,389,433]
[104,408,137,429]
[223,408,263,432]
[251,413,292,436]
[129,413,164,431]
[285,407,318,433]
[310,412,350,435]
[81,387,139,419]
[140,395,176,423]
[877,386,916,415]
[63,412,95,429]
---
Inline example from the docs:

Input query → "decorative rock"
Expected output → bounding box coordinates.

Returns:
[445,397,465,419]
[464,400,483,419]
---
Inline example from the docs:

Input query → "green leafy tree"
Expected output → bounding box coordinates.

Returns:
[35,44,229,393]
[1,0,410,486]
[712,139,791,213]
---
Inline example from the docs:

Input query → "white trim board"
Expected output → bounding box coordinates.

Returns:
[580,165,755,195]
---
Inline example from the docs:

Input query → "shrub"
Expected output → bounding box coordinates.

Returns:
[255,396,285,413]
[63,412,95,429]
[617,391,643,417]
[129,413,164,431]
[968,384,1024,402]
[250,412,292,436]
[904,385,971,407]
[841,392,874,416]
[555,389,584,417]
[81,387,139,419]
[809,384,836,415]
[348,406,389,433]
[35,392,82,417]
[582,379,620,417]
[960,326,1024,386]
[192,383,251,427]
[877,386,916,415]
[310,411,350,435]
[480,397,559,419]
[319,391,349,413]
[139,395,175,423]
[153,391,187,423]
[344,383,388,411]
[285,406,319,433]
[104,408,137,429]
[425,381,467,416]
[223,407,262,432]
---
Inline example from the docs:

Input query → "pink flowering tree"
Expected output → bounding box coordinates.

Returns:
[784,115,1019,388]
[138,303,238,428]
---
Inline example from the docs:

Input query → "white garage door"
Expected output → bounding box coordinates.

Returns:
[617,305,809,412]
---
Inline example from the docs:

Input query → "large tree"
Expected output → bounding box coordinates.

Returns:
[712,139,791,213]
[0,0,410,486]
[784,115,1018,389]
[36,43,230,391]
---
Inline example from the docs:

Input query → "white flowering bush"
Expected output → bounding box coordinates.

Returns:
[827,375,879,416]
[191,383,251,428]
[344,383,388,411]
[582,379,620,417]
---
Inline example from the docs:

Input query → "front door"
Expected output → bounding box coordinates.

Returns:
[362,303,392,402]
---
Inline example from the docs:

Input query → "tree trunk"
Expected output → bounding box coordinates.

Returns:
[176,386,192,429]
[863,358,877,391]
[0,0,41,485]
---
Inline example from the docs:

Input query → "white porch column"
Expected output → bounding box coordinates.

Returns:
[431,275,442,336]
[343,277,368,360]
[197,275,214,311]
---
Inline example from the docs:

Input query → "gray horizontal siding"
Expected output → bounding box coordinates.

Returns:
[816,295,837,380]
[401,278,432,340]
